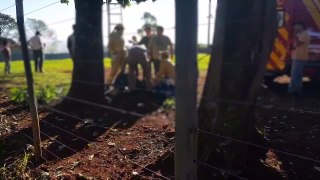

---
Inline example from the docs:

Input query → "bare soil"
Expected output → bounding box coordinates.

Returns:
[1,79,320,180]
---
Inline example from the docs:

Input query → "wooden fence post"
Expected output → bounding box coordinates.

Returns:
[15,0,42,162]
[175,0,198,179]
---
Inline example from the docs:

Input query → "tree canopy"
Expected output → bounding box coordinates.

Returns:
[138,12,157,36]
[0,13,16,37]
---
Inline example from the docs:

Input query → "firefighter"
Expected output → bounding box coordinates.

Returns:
[107,24,127,85]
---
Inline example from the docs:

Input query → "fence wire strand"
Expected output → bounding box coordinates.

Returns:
[52,75,320,116]
[20,131,60,162]
[43,104,171,179]
[197,161,248,180]
[197,129,320,164]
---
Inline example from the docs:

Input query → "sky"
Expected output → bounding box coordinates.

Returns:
[0,0,217,52]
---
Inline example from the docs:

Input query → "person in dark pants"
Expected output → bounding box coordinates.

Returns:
[28,31,45,72]
[126,45,152,91]
[148,26,174,75]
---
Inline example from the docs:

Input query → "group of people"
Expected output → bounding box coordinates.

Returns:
[106,24,175,91]
[0,21,311,96]
[0,31,45,75]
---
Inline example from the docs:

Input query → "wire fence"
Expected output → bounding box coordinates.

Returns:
[2,0,320,179]
[31,62,320,180]
[16,88,319,179]
[17,104,172,179]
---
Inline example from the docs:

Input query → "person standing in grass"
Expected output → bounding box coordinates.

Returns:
[29,31,45,73]
[1,39,11,75]
[148,26,174,75]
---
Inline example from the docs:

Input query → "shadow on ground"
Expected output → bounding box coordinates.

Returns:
[1,90,167,166]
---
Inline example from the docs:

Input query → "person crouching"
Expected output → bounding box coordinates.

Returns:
[153,51,175,85]
[127,44,152,91]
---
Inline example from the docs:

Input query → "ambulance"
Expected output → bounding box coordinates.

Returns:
[268,0,320,81]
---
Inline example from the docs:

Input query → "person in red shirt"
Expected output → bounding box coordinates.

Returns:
[1,39,11,75]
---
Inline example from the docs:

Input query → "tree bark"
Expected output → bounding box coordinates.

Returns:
[198,0,277,175]
[67,0,105,103]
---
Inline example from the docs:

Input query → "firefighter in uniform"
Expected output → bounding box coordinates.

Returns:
[107,24,127,85]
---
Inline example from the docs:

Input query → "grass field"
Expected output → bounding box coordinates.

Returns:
[0,54,210,101]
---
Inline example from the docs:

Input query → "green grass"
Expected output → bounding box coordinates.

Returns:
[0,54,210,102]
[0,58,112,92]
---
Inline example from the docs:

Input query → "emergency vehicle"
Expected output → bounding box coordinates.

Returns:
[268,0,320,81]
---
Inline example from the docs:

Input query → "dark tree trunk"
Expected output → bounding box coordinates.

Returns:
[198,0,277,175]
[67,0,105,103]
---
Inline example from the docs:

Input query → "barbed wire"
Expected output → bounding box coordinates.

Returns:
[39,131,126,179]
[10,76,320,180]
[64,96,145,117]
[197,129,320,164]
[197,160,248,180]
[43,106,172,179]
[42,102,171,179]
[41,119,93,144]
[47,73,320,116]
[20,131,61,162]
[43,106,111,131]
[123,155,171,180]
[198,94,320,115]
[37,72,320,165]
[18,109,126,179]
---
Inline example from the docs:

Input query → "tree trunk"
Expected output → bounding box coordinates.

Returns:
[67,0,105,103]
[198,0,277,175]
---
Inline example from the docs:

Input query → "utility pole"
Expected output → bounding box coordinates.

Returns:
[175,0,198,179]
[15,0,42,162]
[207,0,212,51]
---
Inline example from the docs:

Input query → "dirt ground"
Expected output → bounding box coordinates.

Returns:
[1,78,320,179]
[0,91,175,180]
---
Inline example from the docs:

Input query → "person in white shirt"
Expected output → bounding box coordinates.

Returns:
[28,31,45,72]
